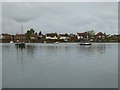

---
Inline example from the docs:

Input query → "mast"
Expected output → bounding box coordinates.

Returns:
[86,29,89,41]
[21,23,23,42]
[21,23,23,34]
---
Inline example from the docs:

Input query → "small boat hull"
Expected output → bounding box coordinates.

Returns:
[15,43,25,48]
[54,42,59,44]
[80,43,91,45]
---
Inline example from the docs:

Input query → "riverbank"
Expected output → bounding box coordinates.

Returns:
[1,39,120,43]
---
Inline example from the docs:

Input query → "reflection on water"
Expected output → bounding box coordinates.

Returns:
[13,43,107,67]
[46,46,59,53]
[77,44,106,55]
[13,43,107,65]
[97,44,106,54]
[2,43,118,88]
[20,43,107,54]
[26,45,36,56]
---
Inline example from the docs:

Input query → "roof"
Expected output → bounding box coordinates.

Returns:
[2,33,11,36]
[95,32,105,36]
[77,32,88,36]
[46,33,57,37]
[59,34,69,37]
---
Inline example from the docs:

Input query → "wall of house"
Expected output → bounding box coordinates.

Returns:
[46,36,58,39]
[0,35,2,39]
[60,37,68,40]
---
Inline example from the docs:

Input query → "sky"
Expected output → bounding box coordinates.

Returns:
[2,2,118,35]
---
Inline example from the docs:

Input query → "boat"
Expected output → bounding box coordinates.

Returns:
[80,42,91,45]
[15,42,25,48]
[14,24,25,48]
[54,42,59,44]
[79,38,92,45]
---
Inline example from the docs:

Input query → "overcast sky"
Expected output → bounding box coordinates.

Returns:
[2,2,118,34]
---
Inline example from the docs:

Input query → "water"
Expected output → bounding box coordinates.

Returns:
[2,43,118,88]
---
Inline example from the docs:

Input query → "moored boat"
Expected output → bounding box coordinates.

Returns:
[80,42,91,45]
[14,24,25,48]
[15,42,25,48]
[54,42,59,44]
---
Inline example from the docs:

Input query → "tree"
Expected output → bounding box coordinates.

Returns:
[39,31,42,35]
[87,30,95,39]
[25,30,31,39]
[65,33,68,36]
[25,28,35,40]
[30,28,35,34]
[35,32,37,35]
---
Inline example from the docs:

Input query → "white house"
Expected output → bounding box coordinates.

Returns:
[59,34,70,40]
[0,34,3,39]
[46,33,58,39]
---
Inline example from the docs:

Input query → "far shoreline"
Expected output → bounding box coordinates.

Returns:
[1,42,120,44]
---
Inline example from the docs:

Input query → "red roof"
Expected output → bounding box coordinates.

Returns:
[77,32,88,36]
[95,32,105,36]
[46,33,57,37]
[2,33,11,36]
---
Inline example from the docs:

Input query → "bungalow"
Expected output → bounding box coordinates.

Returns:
[110,34,120,41]
[30,34,38,40]
[38,34,43,38]
[77,32,88,39]
[14,34,26,40]
[38,34,46,40]
[95,32,106,40]
[1,33,11,39]
[59,34,70,40]
[46,33,58,39]
[0,34,3,39]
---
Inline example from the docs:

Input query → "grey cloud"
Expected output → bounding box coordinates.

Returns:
[2,2,118,34]
[2,2,55,22]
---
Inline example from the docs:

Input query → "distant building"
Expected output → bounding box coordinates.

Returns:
[110,34,120,41]
[38,34,43,38]
[59,34,70,40]
[30,34,38,40]
[58,33,70,42]
[95,32,106,39]
[46,33,58,39]
[95,32,106,41]
[1,33,11,39]
[14,34,26,40]
[77,32,88,39]
[0,34,3,39]
[38,34,46,40]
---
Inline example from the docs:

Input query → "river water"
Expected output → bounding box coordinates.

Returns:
[2,43,118,88]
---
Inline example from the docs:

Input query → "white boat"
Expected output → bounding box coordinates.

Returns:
[80,42,91,45]
[54,42,59,44]
[79,38,92,45]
